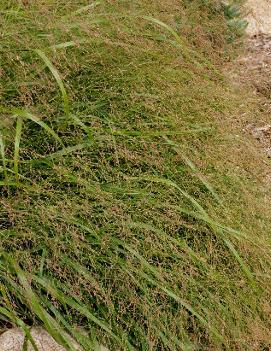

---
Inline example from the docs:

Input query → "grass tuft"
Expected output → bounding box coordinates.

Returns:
[1,0,271,350]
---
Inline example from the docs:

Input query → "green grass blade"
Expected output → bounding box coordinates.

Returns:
[34,51,93,137]
[110,127,211,138]
[223,238,256,286]
[126,221,208,269]
[157,332,177,351]
[0,131,8,188]
[22,111,63,145]
[45,303,96,351]
[182,154,221,202]
[62,256,108,299]
[24,142,93,167]
[50,40,88,49]
[0,181,31,188]
[175,206,257,286]
[0,308,39,351]
[113,239,222,341]
[34,49,70,117]
[122,243,165,282]
[134,268,223,342]
[2,255,78,351]
[175,207,249,241]
[142,15,220,75]
[70,114,94,138]
[14,116,23,184]
[165,137,221,204]
[74,1,101,15]
[11,108,63,145]
[143,16,184,47]
[31,275,121,343]
[129,175,207,214]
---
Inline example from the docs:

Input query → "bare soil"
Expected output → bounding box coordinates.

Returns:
[236,0,271,157]
[246,0,271,36]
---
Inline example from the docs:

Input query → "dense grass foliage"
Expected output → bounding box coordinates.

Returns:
[1,1,271,350]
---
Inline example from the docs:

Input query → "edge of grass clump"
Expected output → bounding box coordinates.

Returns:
[1,1,271,350]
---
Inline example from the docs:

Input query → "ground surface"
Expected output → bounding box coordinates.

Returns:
[246,0,271,35]
[237,0,271,161]
[0,328,75,351]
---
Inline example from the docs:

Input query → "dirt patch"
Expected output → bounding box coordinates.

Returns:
[224,1,271,196]
[233,1,271,160]
[246,0,271,36]
[237,33,271,98]
[233,1,271,95]
[245,123,271,157]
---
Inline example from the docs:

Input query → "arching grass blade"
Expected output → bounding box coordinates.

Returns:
[14,116,23,184]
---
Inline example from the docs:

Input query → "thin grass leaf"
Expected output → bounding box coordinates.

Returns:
[61,256,109,301]
[175,207,249,241]
[26,142,93,166]
[22,112,63,145]
[143,16,184,47]
[34,50,92,137]
[42,275,135,351]
[31,275,122,344]
[158,330,195,351]
[74,1,101,15]
[11,108,63,145]
[70,114,94,138]
[110,127,211,138]
[2,255,78,351]
[136,269,223,342]
[127,177,256,288]
[223,238,256,286]
[0,306,17,325]
[126,221,208,269]
[182,154,221,203]
[129,175,207,214]
[0,288,39,351]
[114,240,222,341]
[34,49,70,116]
[158,331,177,351]
[22,328,40,351]
[50,40,88,49]
[45,303,96,351]
[142,16,221,76]
[123,243,165,282]
[175,206,257,287]
[159,327,195,351]
[14,116,23,184]
[0,131,8,188]
[0,181,31,188]
[1,105,63,145]
[0,307,40,351]
[165,137,221,203]
[0,166,33,183]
